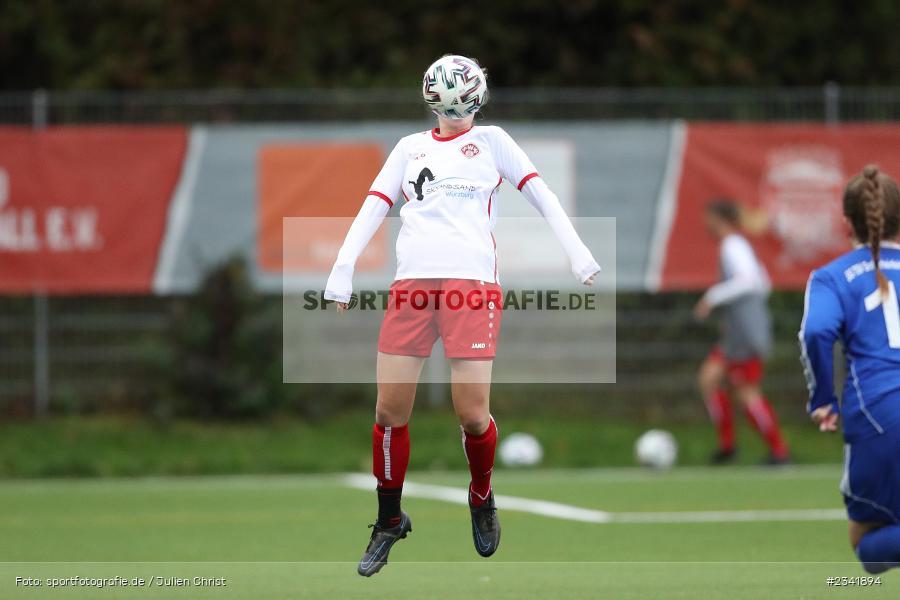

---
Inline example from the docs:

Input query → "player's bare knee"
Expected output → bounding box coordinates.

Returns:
[374,400,407,427]
[697,369,717,395]
[452,389,490,434]
[734,386,758,406]
[458,413,490,435]
[848,520,875,551]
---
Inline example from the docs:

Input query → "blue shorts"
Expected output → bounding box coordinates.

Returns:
[842,427,900,524]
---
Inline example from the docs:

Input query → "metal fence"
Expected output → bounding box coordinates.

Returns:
[1,85,894,419]
[4,84,900,125]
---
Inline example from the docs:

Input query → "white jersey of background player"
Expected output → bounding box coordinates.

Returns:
[694,200,788,467]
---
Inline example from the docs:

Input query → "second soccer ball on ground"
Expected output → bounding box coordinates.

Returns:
[498,432,544,467]
[635,429,678,469]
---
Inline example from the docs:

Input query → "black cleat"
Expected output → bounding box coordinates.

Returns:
[763,453,792,467]
[357,512,412,577]
[709,447,737,465]
[469,491,500,557]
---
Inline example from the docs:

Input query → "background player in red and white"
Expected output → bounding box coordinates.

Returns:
[694,200,791,465]
[324,55,601,576]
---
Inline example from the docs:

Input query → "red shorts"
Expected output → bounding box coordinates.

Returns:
[709,347,764,386]
[378,278,502,359]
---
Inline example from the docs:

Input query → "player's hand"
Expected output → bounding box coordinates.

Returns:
[335,302,348,314]
[693,298,712,321]
[583,270,600,286]
[810,405,839,432]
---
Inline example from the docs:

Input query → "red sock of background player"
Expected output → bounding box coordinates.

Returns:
[372,423,410,528]
[743,395,789,459]
[463,418,497,507]
[704,389,735,451]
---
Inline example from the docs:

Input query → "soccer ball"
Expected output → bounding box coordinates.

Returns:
[634,429,678,469]
[498,432,543,467]
[422,55,488,120]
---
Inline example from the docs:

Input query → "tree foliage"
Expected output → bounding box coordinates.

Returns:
[2,0,899,90]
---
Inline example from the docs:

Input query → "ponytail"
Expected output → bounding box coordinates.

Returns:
[861,164,889,297]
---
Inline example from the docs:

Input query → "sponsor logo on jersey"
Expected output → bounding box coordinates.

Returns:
[408,167,435,201]
[407,165,478,201]
[460,143,480,158]
[471,342,487,349]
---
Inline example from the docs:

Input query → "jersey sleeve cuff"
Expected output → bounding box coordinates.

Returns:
[516,172,540,191]
[368,190,394,207]
[324,290,351,303]
[806,397,839,416]
[577,262,601,283]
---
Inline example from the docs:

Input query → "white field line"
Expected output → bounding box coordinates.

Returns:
[343,473,845,525]
[612,508,846,523]
[344,473,612,523]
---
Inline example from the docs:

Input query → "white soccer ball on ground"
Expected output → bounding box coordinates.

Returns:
[422,55,488,120]
[634,429,678,469]
[498,432,543,467]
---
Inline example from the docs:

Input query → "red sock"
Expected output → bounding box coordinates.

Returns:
[373,423,410,488]
[463,418,497,507]
[743,395,789,459]
[373,424,410,526]
[704,389,735,451]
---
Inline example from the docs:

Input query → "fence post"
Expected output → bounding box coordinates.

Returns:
[33,295,50,418]
[824,81,840,125]
[32,89,50,417]
[32,89,48,129]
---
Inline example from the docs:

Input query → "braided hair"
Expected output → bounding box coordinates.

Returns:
[843,165,900,297]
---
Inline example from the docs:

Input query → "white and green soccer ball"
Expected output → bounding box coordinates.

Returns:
[422,55,488,120]
[635,429,678,470]
[498,432,543,467]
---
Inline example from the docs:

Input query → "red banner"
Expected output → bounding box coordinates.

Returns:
[661,123,900,290]
[0,126,186,293]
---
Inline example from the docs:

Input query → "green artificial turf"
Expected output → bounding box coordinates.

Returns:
[1,465,893,599]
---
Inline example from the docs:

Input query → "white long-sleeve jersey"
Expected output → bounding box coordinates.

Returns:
[704,232,773,360]
[703,233,771,307]
[324,125,601,303]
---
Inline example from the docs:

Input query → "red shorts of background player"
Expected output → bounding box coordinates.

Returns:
[378,278,502,360]
[708,346,764,386]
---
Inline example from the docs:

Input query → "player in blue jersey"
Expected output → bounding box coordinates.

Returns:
[800,165,900,573]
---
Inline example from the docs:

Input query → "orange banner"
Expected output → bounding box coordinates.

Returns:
[257,143,387,273]
[661,123,900,290]
[0,126,186,293]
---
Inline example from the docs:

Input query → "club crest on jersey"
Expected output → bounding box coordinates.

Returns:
[460,143,480,158]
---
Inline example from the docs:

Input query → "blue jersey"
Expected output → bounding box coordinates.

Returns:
[800,243,900,442]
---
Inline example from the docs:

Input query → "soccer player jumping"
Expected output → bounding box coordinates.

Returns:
[800,165,900,574]
[694,200,791,465]
[324,55,601,576]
